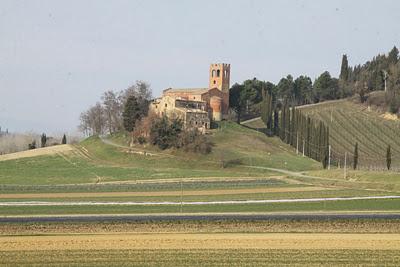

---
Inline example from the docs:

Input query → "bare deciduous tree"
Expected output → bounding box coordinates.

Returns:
[79,102,105,136]
[102,90,124,134]
[79,80,152,136]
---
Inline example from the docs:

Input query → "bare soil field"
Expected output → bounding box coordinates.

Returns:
[1,249,399,266]
[2,219,400,235]
[0,144,74,161]
[1,219,400,266]
[1,233,400,251]
[0,186,331,199]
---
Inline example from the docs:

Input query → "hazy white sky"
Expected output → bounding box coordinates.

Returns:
[1,0,400,134]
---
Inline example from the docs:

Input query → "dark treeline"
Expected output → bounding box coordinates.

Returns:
[230,46,400,122]
[260,89,330,168]
[340,46,400,112]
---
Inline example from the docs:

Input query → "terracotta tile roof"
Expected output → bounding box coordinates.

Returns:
[163,87,209,95]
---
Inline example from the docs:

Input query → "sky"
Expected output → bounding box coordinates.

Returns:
[1,0,400,134]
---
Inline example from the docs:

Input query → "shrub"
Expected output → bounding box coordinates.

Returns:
[180,129,213,154]
[150,116,182,150]
[149,115,212,154]
[28,140,36,150]
[389,97,400,114]
[137,136,146,145]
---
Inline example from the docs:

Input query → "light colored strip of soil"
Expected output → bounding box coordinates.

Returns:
[1,233,400,251]
[0,145,74,162]
[1,195,400,206]
[0,186,331,199]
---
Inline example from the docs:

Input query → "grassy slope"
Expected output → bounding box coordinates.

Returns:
[0,121,320,186]
[2,121,399,215]
[243,99,400,169]
[299,99,400,168]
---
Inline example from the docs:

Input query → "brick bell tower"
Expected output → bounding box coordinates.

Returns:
[209,63,230,116]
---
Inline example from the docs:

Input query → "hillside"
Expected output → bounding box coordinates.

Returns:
[243,99,400,170]
[299,99,400,170]
[1,121,400,217]
[0,122,320,186]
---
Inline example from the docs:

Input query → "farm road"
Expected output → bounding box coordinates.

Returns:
[0,195,399,206]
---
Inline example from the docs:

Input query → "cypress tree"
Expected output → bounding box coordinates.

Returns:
[339,54,349,81]
[267,91,273,130]
[41,133,47,148]
[306,117,311,157]
[261,87,267,125]
[273,108,279,136]
[353,142,358,170]
[387,145,392,170]
[61,134,67,144]
[280,101,286,141]
[285,103,291,144]
[290,106,296,146]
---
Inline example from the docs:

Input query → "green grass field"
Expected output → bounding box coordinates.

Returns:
[1,121,399,216]
[0,122,319,187]
[0,198,399,215]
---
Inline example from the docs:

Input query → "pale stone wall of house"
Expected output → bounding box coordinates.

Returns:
[149,95,176,117]
[149,63,231,131]
[184,111,210,132]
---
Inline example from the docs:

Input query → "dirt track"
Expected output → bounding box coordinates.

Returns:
[0,186,331,199]
[1,233,400,251]
[0,145,74,161]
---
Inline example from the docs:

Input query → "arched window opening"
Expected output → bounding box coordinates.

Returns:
[217,69,221,77]
[212,70,216,77]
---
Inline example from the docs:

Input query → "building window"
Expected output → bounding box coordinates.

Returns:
[217,69,220,77]
[212,70,216,77]
[213,80,216,84]
[165,103,167,107]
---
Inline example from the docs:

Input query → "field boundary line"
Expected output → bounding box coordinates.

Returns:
[0,195,399,206]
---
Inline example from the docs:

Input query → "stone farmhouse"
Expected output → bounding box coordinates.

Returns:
[150,63,230,132]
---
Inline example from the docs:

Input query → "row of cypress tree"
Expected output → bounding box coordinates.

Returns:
[261,88,330,168]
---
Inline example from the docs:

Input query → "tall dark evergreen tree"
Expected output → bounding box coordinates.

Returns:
[273,108,279,136]
[123,95,142,132]
[353,142,358,170]
[388,46,399,65]
[339,54,349,82]
[229,83,245,123]
[387,145,392,170]
[40,133,47,148]
[61,134,67,144]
